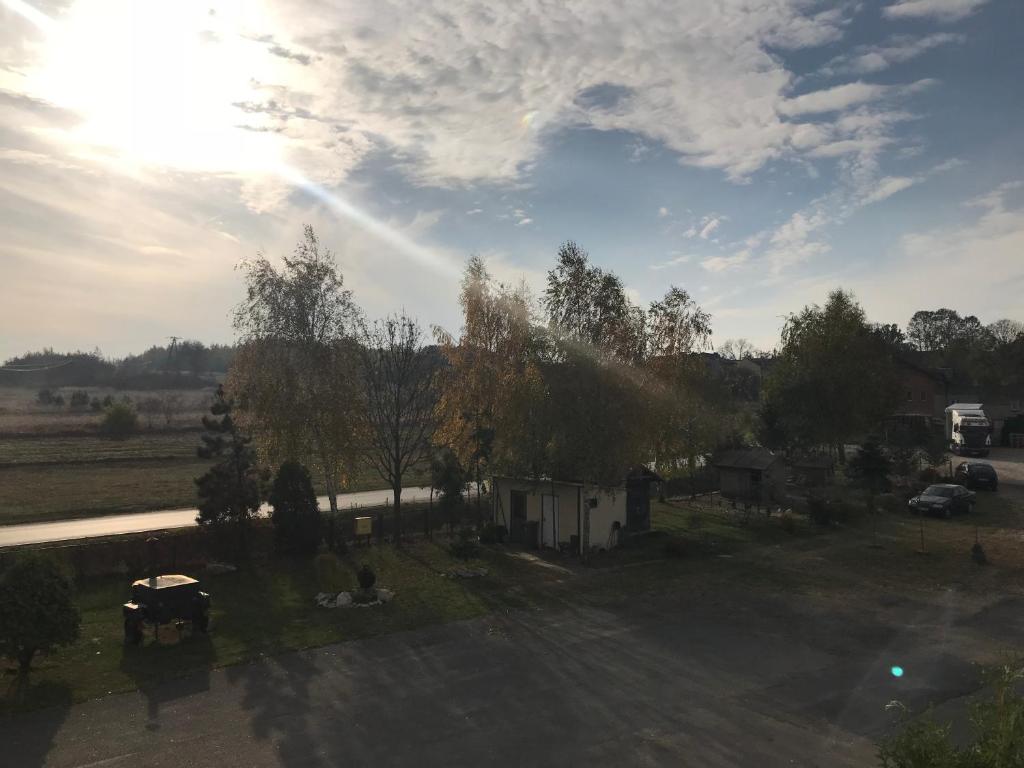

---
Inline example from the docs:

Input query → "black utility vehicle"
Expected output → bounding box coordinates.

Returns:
[123,574,211,644]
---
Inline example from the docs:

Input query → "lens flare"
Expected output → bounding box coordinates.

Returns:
[890,666,904,678]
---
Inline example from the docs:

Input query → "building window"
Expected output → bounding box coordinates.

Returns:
[906,390,912,401]
[920,391,927,402]
[1012,400,1022,412]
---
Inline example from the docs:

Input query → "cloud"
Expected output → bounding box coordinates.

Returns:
[883,0,989,22]
[650,254,692,270]
[658,206,669,218]
[701,252,751,273]
[822,33,962,76]
[699,217,722,239]
[861,176,917,205]
[515,217,533,227]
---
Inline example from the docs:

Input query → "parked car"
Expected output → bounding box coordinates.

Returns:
[954,461,999,491]
[908,484,976,518]
[123,574,211,644]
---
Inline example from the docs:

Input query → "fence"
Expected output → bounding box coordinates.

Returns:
[0,495,492,579]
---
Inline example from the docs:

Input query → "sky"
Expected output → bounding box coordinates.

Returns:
[0,0,1021,360]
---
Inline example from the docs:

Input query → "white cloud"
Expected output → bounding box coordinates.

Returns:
[515,217,533,227]
[658,206,670,218]
[883,0,989,22]
[699,216,723,239]
[701,252,751,273]
[861,176,917,205]
[823,33,962,76]
[0,0,871,193]
[780,82,891,116]
[649,254,692,270]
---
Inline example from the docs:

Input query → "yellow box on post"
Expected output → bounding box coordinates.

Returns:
[354,516,372,538]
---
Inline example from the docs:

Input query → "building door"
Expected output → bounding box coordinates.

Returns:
[541,494,559,548]
[510,490,528,543]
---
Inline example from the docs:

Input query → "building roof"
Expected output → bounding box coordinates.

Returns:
[712,449,780,471]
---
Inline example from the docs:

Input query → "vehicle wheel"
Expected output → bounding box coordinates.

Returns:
[968,502,975,515]
[124,618,143,645]
[943,507,952,519]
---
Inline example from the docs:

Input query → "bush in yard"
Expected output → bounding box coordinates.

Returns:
[101,401,138,438]
[879,662,1024,767]
[449,527,481,560]
[807,494,832,526]
[357,564,377,592]
[478,523,506,545]
[69,390,89,409]
[663,537,687,558]
[0,555,80,674]
[314,553,348,593]
[918,467,940,483]
[269,461,322,557]
[779,511,798,534]
[36,388,54,406]
[89,397,103,412]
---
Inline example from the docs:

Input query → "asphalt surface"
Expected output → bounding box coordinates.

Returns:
[0,488,434,548]
[1,582,989,768]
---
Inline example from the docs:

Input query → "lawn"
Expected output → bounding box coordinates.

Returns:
[0,540,540,713]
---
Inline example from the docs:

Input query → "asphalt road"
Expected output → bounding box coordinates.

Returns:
[0,488,434,548]
[1,582,990,768]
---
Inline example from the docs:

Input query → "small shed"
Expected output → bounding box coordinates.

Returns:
[625,466,663,532]
[791,454,835,486]
[712,449,786,506]
[491,476,626,554]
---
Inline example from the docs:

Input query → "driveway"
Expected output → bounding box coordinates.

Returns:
[0,581,991,768]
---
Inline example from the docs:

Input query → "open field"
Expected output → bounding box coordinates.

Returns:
[0,388,428,524]
[0,387,214,435]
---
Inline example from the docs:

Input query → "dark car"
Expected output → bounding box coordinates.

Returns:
[908,483,976,518]
[123,574,211,644]
[954,461,999,491]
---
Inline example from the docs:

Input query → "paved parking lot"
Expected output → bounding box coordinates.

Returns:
[0,577,1003,768]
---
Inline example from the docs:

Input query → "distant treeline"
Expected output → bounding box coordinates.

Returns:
[0,342,235,390]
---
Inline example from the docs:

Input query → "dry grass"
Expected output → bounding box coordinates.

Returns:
[0,387,213,434]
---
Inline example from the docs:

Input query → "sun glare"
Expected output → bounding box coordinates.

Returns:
[22,0,284,175]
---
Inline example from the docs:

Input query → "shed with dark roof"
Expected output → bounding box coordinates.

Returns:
[712,449,785,505]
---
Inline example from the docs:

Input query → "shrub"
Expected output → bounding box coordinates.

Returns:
[479,523,506,545]
[268,461,322,557]
[314,553,348,593]
[69,390,89,409]
[450,527,481,560]
[919,467,940,483]
[101,401,138,438]
[663,537,687,558]
[357,563,377,592]
[879,662,1024,767]
[807,494,832,526]
[90,397,103,412]
[779,511,798,534]
[0,555,81,674]
[36,388,54,405]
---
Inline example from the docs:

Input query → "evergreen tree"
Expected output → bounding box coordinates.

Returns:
[194,386,266,547]
[269,461,322,556]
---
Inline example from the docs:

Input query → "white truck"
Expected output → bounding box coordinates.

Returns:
[945,403,992,457]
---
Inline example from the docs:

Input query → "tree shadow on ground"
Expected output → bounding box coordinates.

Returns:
[0,674,73,768]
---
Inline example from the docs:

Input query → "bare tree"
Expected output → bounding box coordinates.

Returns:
[361,313,437,542]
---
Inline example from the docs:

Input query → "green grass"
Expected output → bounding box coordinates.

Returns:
[0,429,430,524]
[0,432,198,466]
[0,541,531,713]
[0,460,213,524]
